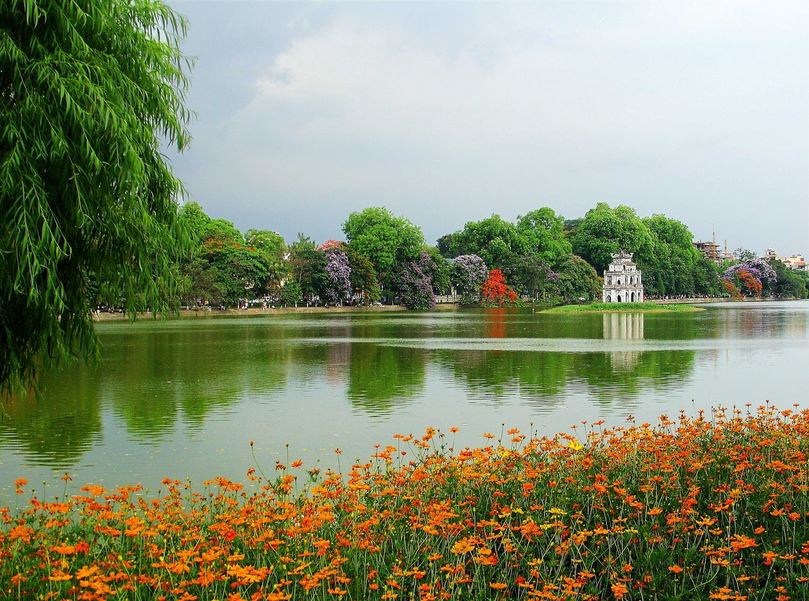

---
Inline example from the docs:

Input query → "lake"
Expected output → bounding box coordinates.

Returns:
[1,301,807,502]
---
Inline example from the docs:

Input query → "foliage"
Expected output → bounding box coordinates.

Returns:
[692,257,723,297]
[451,254,488,304]
[765,258,809,299]
[737,269,763,296]
[180,259,224,307]
[722,279,742,300]
[345,246,381,304]
[733,248,757,262]
[288,235,327,304]
[722,259,776,299]
[556,255,601,303]
[571,203,655,276]
[390,251,435,310]
[442,214,525,270]
[322,248,352,305]
[1,0,192,391]
[515,207,571,266]
[343,207,424,282]
[507,254,560,301]
[246,229,287,289]
[279,280,302,307]
[422,247,451,295]
[200,238,272,305]
[642,214,703,297]
[178,205,273,306]
[481,269,518,306]
[2,406,807,600]
[723,259,777,286]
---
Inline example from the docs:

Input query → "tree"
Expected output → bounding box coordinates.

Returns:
[642,214,702,297]
[516,208,572,266]
[344,246,381,304]
[322,247,352,305]
[766,259,808,299]
[451,255,488,304]
[343,207,424,283]
[481,269,518,306]
[288,235,327,304]
[722,259,776,299]
[507,254,561,301]
[390,252,436,310]
[423,246,451,295]
[571,203,654,275]
[446,215,526,270]
[246,229,287,290]
[1,0,192,391]
[734,248,757,262]
[279,281,302,307]
[556,256,600,302]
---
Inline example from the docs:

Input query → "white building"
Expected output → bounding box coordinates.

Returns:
[602,251,644,303]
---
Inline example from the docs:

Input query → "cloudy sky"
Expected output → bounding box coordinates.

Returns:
[167,1,808,255]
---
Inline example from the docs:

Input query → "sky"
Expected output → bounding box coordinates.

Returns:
[167,1,809,255]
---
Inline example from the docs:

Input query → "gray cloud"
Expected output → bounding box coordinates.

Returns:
[168,1,808,255]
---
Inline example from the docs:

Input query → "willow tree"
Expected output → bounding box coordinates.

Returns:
[1,1,192,391]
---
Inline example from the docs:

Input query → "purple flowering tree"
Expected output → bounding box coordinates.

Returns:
[723,258,777,297]
[723,259,777,284]
[391,252,435,310]
[451,254,488,303]
[322,248,352,305]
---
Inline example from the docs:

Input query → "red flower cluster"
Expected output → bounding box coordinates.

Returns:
[481,269,518,305]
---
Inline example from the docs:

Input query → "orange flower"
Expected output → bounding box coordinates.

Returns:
[611,582,629,598]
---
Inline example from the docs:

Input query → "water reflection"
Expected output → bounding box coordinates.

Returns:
[0,371,103,468]
[603,313,644,371]
[347,344,425,412]
[0,303,806,472]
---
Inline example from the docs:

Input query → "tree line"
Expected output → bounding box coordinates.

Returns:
[169,201,809,312]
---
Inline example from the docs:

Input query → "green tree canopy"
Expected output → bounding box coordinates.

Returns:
[246,229,287,288]
[342,207,424,281]
[1,0,192,391]
[571,203,655,275]
[445,215,526,270]
[344,246,381,304]
[642,214,702,296]
[515,207,572,266]
[288,235,327,303]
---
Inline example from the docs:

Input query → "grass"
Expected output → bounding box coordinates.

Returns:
[543,302,704,314]
[1,405,807,600]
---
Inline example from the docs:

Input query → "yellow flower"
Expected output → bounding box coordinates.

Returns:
[567,439,584,451]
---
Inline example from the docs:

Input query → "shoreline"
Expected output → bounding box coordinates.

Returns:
[92,303,461,321]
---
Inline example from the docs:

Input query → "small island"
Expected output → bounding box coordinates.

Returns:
[543,301,704,314]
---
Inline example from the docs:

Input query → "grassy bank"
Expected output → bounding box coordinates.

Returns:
[2,405,807,600]
[544,302,704,314]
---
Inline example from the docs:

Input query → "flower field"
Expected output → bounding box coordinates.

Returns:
[1,405,807,600]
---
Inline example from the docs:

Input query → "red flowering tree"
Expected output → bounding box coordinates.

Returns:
[481,269,518,306]
[722,278,742,300]
[736,269,763,297]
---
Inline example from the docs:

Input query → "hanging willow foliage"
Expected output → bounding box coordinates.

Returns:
[0,0,193,392]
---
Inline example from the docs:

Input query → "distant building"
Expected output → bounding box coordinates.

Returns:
[602,251,644,303]
[694,240,721,262]
[764,249,806,271]
[783,255,806,270]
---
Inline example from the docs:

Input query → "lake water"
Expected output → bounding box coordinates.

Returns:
[1,301,807,502]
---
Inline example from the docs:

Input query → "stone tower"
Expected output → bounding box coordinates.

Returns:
[602,251,643,303]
